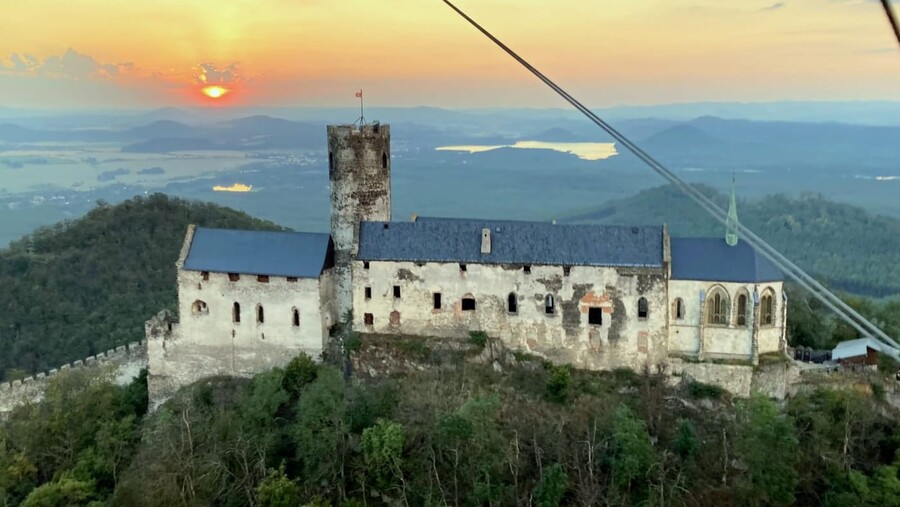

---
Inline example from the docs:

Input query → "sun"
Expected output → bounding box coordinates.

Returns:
[202,86,229,99]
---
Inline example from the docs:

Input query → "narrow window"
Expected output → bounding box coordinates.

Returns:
[589,307,603,325]
[545,294,555,315]
[382,152,388,169]
[232,302,241,323]
[393,285,401,298]
[390,311,400,326]
[292,308,300,327]
[523,265,531,274]
[674,298,685,320]
[228,273,240,282]
[462,297,476,311]
[328,151,334,171]
[365,287,372,300]
[201,271,210,281]
[563,266,571,277]
[287,277,298,283]
[363,261,370,270]
[257,275,269,283]
[706,289,729,325]
[762,294,774,326]
[637,297,649,319]
[507,293,518,314]
[364,313,374,325]
[736,294,748,327]
[257,304,265,324]
[433,292,442,310]
[459,263,467,273]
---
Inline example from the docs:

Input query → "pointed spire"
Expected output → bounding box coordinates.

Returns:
[726,173,739,246]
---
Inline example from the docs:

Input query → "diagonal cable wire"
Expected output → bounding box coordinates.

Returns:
[881,0,900,48]
[442,0,899,351]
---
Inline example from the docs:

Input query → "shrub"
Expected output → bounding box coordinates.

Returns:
[468,331,488,350]
[686,381,727,400]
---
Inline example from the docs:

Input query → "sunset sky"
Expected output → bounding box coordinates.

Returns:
[1,0,898,109]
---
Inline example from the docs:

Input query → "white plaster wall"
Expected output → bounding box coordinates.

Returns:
[351,260,669,371]
[148,269,329,408]
[668,280,785,360]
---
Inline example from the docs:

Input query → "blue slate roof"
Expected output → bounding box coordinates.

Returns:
[183,227,333,278]
[670,237,782,283]
[357,218,665,267]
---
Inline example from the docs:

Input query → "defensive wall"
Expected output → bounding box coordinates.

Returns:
[0,341,148,416]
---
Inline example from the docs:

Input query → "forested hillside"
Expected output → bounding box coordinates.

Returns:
[1,344,899,506]
[0,194,284,380]
[563,185,900,297]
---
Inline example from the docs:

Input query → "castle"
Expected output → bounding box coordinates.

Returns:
[145,123,787,407]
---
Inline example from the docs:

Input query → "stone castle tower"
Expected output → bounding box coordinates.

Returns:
[327,123,392,319]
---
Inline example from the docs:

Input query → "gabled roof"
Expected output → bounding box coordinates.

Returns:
[832,337,884,361]
[670,237,782,283]
[183,227,332,278]
[357,217,665,268]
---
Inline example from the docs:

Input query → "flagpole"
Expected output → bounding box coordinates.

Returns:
[358,89,365,126]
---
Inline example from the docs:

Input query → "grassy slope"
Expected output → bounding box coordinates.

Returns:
[0,194,285,379]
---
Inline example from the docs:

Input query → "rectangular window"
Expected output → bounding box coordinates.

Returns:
[459,263,467,272]
[365,287,372,300]
[228,273,240,282]
[364,313,374,325]
[257,275,269,283]
[433,293,442,310]
[523,265,531,274]
[201,271,210,281]
[287,277,298,283]
[462,297,476,311]
[393,285,401,298]
[363,261,370,270]
[589,307,603,325]
[563,266,571,277]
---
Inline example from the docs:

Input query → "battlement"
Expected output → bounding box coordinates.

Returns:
[327,123,390,138]
[0,340,148,415]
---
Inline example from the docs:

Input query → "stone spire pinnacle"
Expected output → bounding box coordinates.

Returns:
[726,174,739,247]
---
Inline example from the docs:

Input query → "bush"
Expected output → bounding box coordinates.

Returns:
[468,331,488,350]
[544,364,572,403]
[686,381,727,400]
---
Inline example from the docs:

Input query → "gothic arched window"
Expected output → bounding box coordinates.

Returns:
[706,287,729,326]
[761,288,775,326]
[736,292,749,327]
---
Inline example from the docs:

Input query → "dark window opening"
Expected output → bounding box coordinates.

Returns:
[201,271,210,281]
[762,294,774,326]
[707,290,728,325]
[363,261,370,270]
[383,223,389,229]
[545,294,555,315]
[228,273,240,282]
[287,277,298,283]
[232,302,241,323]
[737,294,748,327]
[563,266,571,277]
[364,313,374,325]
[191,300,208,315]
[523,265,531,274]
[382,152,388,169]
[462,297,476,311]
[365,287,372,299]
[328,152,334,171]
[390,311,400,326]
[637,297,649,319]
[675,298,685,320]
[257,305,265,324]
[459,263,467,272]
[292,308,300,327]
[257,275,269,283]
[433,293,442,310]
[589,307,603,325]
[393,285,401,298]
[508,293,518,314]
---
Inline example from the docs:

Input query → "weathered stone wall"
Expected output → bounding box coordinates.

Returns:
[0,341,147,416]
[668,280,785,361]
[351,260,670,372]
[669,358,755,397]
[328,124,392,317]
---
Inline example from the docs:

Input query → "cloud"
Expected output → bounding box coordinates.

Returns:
[1,48,133,80]
[195,63,241,85]
[761,2,786,11]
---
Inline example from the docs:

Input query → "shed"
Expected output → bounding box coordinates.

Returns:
[831,338,884,366]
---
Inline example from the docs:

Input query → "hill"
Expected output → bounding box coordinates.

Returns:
[562,184,900,297]
[0,194,285,380]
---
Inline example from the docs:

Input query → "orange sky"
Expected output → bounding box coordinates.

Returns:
[1,0,898,108]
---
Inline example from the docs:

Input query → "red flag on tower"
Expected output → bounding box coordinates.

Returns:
[355,90,363,98]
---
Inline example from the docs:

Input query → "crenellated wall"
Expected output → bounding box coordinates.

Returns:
[0,341,148,416]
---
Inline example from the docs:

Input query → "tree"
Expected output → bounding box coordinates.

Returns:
[734,395,798,506]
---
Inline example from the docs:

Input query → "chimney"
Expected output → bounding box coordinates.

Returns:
[481,228,491,254]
